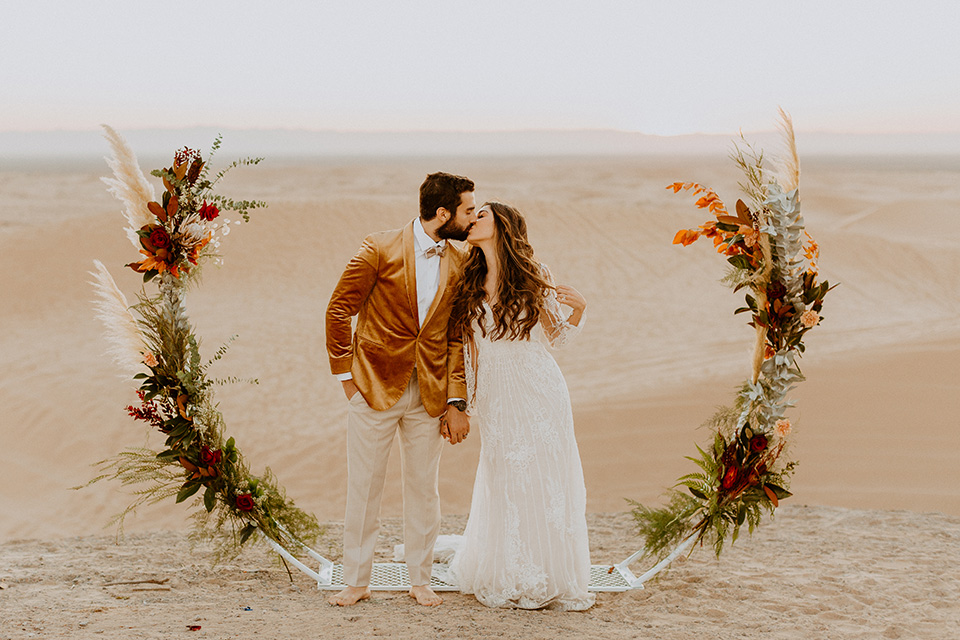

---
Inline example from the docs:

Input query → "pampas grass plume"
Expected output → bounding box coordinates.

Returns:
[90,259,146,378]
[101,125,157,248]
[776,107,800,193]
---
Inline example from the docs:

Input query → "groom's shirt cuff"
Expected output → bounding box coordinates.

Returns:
[335,372,353,381]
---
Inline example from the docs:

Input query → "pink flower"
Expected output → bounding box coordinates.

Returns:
[800,309,820,328]
[142,351,158,367]
[775,419,792,438]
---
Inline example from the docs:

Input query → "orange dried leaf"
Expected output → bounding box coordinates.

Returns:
[763,485,779,507]
[148,201,167,222]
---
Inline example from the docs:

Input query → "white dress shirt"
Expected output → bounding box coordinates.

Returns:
[412,217,446,327]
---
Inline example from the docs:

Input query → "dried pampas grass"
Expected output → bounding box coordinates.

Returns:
[90,259,146,377]
[776,107,800,193]
[101,125,156,248]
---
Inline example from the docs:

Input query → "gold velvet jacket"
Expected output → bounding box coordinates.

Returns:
[325,221,467,417]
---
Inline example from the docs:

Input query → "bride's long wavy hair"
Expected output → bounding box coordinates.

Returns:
[451,202,552,341]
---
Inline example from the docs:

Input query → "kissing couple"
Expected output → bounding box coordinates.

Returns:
[325,172,594,611]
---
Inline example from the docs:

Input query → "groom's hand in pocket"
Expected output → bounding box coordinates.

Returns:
[444,407,470,445]
[341,379,360,401]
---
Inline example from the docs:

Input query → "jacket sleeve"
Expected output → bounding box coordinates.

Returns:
[325,235,379,375]
[446,311,468,400]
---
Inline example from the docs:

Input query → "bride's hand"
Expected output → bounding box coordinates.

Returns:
[555,285,586,312]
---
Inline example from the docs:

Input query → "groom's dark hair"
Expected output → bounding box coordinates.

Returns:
[420,172,475,220]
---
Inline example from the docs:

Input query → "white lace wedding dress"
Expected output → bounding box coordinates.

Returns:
[448,265,595,610]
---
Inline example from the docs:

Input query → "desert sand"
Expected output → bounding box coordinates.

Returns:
[1,153,959,638]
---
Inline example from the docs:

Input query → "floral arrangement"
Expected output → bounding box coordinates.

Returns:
[89,126,320,559]
[631,110,835,559]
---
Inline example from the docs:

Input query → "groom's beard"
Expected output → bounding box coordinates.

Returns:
[437,218,471,241]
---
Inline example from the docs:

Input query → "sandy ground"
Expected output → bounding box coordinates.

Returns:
[1,153,959,637]
[3,507,959,640]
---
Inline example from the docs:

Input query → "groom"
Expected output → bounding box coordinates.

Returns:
[325,172,476,607]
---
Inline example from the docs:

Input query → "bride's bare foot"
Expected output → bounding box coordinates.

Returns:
[409,584,443,606]
[328,586,371,606]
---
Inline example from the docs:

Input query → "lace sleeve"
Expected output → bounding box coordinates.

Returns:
[539,263,584,349]
[464,330,478,412]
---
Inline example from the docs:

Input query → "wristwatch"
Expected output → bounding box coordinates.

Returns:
[447,399,468,412]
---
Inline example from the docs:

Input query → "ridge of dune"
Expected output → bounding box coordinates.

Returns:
[1,155,958,543]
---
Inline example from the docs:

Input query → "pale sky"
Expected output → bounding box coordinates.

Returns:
[1,1,958,135]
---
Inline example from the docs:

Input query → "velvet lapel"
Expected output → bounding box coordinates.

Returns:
[421,244,449,329]
[402,222,419,326]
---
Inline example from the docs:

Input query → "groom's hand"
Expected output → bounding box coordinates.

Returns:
[443,406,470,445]
[341,379,360,401]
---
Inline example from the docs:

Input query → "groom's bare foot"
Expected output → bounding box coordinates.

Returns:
[329,586,371,606]
[409,584,443,606]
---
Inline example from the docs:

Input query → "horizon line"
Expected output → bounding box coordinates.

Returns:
[3,126,959,137]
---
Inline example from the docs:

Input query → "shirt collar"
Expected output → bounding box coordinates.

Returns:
[413,218,445,255]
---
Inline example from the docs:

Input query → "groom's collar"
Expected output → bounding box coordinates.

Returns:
[413,218,445,255]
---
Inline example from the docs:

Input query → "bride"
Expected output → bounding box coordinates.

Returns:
[443,201,595,610]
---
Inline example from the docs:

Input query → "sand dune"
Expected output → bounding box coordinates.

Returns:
[1,155,958,545]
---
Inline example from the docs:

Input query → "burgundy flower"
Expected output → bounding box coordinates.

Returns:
[198,202,219,221]
[187,159,203,185]
[235,493,256,512]
[749,434,769,453]
[149,226,171,249]
[721,466,740,490]
[766,281,787,300]
[125,390,168,432]
[200,445,222,465]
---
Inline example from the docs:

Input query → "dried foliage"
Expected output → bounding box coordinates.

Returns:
[634,112,836,561]
[87,131,320,560]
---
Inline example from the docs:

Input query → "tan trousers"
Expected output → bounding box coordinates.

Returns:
[342,374,443,587]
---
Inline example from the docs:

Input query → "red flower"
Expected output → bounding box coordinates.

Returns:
[198,202,219,221]
[200,445,222,465]
[767,281,787,300]
[749,434,769,453]
[235,493,256,512]
[721,466,740,490]
[149,227,171,249]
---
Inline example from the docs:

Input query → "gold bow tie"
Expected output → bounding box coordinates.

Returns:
[423,243,446,258]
